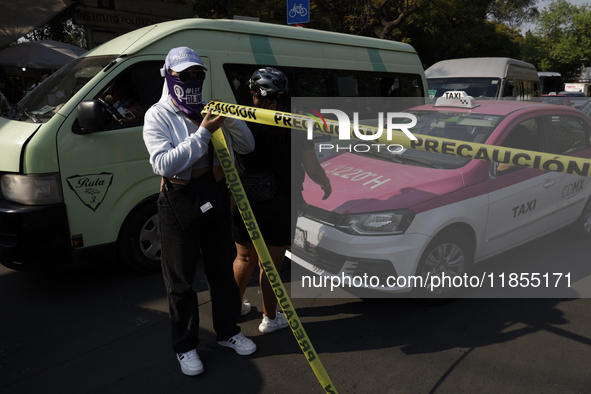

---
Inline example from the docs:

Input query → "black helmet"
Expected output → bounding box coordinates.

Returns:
[248,67,288,99]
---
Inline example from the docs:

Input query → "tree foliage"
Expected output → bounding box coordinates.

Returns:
[523,0,591,79]
[21,0,591,80]
[189,0,530,68]
[24,1,86,48]
[191,0,286,22]
[310,0,422,39]
[487,0,539,28]
[393,0,524,67]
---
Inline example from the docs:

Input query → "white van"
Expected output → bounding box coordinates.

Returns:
[426,57,540,101]
[0,19,427,272]
[538,71,564,94]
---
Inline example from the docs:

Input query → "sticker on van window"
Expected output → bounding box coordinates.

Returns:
[66,173,114,212]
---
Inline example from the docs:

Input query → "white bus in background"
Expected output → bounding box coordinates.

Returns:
[538,71,564,94]
[426,57,540,101]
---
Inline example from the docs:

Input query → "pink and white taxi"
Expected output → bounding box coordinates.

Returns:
[291,94,591,296]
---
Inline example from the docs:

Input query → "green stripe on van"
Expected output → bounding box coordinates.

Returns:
[367,48,387,72]
[249,34,278,66]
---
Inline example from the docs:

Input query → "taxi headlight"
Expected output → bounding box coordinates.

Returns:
[336,209,415,235]
[1,173,63,205]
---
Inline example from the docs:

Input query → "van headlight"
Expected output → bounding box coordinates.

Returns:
[336,209,415,235]
[1,173,63,205]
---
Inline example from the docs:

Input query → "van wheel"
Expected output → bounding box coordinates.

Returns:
[412,228,473,305]
[117,199,161,273]
[570,197,591,239]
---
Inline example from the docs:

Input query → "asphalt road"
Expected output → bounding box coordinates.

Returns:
[1,226,591,394]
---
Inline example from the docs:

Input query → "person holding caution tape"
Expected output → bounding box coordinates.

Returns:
[232,67,332,333]
[142,47,256,376]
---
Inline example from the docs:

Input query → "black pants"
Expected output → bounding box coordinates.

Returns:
[158,175,241,353]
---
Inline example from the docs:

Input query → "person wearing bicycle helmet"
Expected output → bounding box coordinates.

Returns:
[232,67,331,334]
[248,67,289,99]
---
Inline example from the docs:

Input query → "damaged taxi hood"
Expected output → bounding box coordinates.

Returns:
[302,152,465,214]
[0,117,41,172]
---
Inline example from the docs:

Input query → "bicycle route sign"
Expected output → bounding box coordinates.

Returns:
[287,0,310,24]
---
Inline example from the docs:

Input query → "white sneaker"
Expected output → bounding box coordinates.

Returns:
[176,349,203,376]
[241,300,252,316]
[218,332,257,355]
[259,311,289,334]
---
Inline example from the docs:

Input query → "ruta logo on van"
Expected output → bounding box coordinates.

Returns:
[66,173,114,212]
[305,108,418,141]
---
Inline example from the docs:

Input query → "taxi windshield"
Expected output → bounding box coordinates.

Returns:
[4,55,117,123]
[356,110,504,170]
[428,77,501,101]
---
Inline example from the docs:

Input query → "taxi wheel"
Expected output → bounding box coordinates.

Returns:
[570,197,591,239]
[117,200,161,273]
[413,228,474,305]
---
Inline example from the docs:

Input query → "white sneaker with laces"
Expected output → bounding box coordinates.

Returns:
[176,349,204,376]
[259,311,289,334]
[241,300,252,316]
[218,332,256,355]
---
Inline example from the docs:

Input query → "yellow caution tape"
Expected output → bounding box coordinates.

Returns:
[210,128,338,394]
[204,101,591,178]
[204,97,590,393]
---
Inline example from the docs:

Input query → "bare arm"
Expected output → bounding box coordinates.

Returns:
[301,148,332,200]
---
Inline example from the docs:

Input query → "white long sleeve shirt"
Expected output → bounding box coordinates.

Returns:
[143,99,254,180]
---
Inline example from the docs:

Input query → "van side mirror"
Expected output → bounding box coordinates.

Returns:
[75,100,105,134]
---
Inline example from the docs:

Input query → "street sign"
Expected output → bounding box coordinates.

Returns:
[287,0,310,25]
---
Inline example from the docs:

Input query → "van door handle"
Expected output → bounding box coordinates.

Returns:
[543,180,555,188]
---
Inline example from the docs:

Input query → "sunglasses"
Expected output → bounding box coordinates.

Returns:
[177,70,206,82]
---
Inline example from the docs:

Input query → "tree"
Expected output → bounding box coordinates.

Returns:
[383,0,524,67]
[24,1,86,49]
[191,0,286,23]
[311,0,423,39]
[190,0,532,65]
[487,0,539,28]
[523,0,591,79]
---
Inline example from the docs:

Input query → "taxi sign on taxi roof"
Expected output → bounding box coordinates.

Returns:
[434,91,479,109]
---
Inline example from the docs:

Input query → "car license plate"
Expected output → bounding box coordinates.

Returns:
[294,228,306,250]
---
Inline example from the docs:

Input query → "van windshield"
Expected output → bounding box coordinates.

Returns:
[428,78,501,101]
[355,110,504,170]
[539,75,563,94]
[4,55,117,123]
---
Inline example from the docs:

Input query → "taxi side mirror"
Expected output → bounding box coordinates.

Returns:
[74,100,105,134]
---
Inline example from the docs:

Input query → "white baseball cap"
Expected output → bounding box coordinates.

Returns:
[164,47,208,72]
